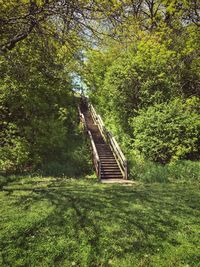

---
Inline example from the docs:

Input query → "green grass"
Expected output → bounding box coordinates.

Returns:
[0,176,200,267]
[129,159,200,183]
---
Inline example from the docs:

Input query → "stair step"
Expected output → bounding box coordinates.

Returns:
[99,155,114,157]
[98,152,113,155]
[99,152,113,154]
[101,162,118,164]
[96,144,108,146]
[101,172,123,175]
[101,165,119,168]
[101,176,123,179]
[98,150,112,152]
[100,161,117,163]
[100,157,116,159]
[102,176,122,178]
[101,163,118,165]
[97,147,111,149]
[101,168,120,171]
[101,166,120,169]
[98,152,112,154]
[101,160,117,162]
[102,174,122,177]
[100,157,114,159]
[101,166,119,168]
[97,148,110,150]
[98,152,112,153]
[101,173,122,176]
[99,155,113,157]
[101,167,121,170]
[100,160,116,162]
[101,171,121,173]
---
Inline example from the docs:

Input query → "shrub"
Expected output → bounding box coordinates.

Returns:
[0,123,30,173]
[41,132,93,177]
[128,150,200,183]
[130,97,200,163]
[0,35,79,174]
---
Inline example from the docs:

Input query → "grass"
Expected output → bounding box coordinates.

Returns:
[0,176,200,267]
[129,158,200,183]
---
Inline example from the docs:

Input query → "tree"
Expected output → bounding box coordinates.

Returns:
[0,0,128,54]
[83,1,200,163]
[0,29,77,172]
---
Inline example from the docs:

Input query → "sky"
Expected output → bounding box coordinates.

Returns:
[72,73,88,95]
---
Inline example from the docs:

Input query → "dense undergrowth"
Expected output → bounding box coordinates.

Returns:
[0,35,92,177]
[0,128,93,184]
[128,158,200,183]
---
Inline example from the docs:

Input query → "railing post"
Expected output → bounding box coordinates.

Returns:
[124,160,128,180]
[87,129,101,180]
[98,161,101,180]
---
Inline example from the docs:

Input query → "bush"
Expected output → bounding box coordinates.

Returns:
[130,97,200,163]
[0,35,79,174]
[128,150,200,183]
[41,132,93,177]
[0,123,30,173]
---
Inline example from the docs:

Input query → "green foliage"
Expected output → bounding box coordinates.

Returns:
[0,123,29,172]
[85,26,200,170]
[129,156,200,183]
[85,33,182,134]
[0,175,24,189]
[0,137,29,173]
[179,25,200,97]
[42,133,93,177]
[0,34,93,175]
[131,97,200,163]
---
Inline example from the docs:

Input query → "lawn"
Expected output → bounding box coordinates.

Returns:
[0,176,199,267]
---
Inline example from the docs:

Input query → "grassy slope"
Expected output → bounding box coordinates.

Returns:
[0,176,199,267]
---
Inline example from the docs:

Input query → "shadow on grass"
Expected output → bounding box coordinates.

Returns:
[0,180,200,266]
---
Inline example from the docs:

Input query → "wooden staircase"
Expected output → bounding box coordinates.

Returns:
[79,97,128,180]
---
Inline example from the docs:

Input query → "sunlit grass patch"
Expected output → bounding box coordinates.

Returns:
[0,177,199,266]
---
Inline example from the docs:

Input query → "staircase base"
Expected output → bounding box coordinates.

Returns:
[100,179,136,185]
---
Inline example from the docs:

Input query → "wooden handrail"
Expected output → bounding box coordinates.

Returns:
[78,107,87,131]
[88,131,100,163]
[78,105,101,179]
[88,130,101,180]
[107,132,126,162]
[90,104,98,125]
